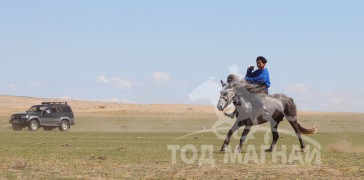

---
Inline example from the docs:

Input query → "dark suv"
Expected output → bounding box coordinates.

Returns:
[9,102,75,131]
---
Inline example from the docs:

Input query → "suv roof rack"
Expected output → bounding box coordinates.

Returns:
[42,102,68,105]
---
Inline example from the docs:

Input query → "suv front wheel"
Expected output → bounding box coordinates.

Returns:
[12,124,22,131]
[28,120,39,131]
[59,120,70,131]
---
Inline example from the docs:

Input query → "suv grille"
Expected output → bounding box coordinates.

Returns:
[13,115,22,119]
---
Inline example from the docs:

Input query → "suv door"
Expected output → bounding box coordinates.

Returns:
[41,107,60,126]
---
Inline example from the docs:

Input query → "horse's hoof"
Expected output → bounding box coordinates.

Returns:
[220,147,226,153]
[264,149,273,152]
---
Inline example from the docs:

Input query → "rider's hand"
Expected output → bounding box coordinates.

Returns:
[248,66,254,71]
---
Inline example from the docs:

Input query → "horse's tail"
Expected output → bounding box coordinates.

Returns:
[298,123,319,134]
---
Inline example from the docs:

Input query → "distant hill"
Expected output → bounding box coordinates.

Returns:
[0,95,215,116]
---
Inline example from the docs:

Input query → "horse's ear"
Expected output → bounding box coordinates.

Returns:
[220,80,226,87]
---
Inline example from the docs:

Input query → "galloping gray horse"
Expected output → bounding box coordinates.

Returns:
[217,74,317,153]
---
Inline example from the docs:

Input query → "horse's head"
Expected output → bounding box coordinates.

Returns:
[217,74,250,111]
[217,79,236,111]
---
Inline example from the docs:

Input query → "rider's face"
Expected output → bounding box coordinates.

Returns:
[256,60,266,70]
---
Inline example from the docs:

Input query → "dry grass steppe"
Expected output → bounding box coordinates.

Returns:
[0,95,363,179]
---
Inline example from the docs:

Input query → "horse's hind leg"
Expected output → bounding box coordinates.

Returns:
[237,126,251,153]
[265,117,283,152]
[220,123,240,152]
[287,116,306,150]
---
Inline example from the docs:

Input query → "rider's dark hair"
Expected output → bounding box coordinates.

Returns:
[256,56,267,64]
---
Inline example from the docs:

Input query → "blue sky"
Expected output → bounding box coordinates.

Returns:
[1,0,363,112]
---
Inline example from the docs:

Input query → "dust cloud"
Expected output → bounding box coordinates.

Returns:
[329,138,364,153]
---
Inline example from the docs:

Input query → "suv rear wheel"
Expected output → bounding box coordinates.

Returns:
[28,120,39,131]
[59,120,70,131]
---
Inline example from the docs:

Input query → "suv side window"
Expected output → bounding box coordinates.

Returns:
[54,106,61,113]
[61,106,71,113]
[44,106,53,113]
[65,106,72,113]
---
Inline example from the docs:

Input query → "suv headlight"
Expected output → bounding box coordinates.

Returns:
[21,115,29,119]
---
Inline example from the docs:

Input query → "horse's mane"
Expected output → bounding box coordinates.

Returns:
[226,74,267,94]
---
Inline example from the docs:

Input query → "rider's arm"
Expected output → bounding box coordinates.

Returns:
[245,69,269,85]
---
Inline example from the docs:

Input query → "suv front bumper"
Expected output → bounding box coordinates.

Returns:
[9,119,29,125]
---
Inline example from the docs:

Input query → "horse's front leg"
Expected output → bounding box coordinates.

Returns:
[237,125,251,153]
[220,123,240,152]
[265,119,282,152]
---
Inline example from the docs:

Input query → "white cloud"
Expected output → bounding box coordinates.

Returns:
[97,75,134,89]
[96,75,110,84]
[96,72,187,91]
[102,97,132,103]
[151,71,171,83]
[228,65,243,78]
[31,82,40,88]
[283,83,364,112]
[316,92,364,112]
[8,84,16,89]
[60,95,72,100]
[175,80,189,87]
[111,77,133,88]
[285,83,310,95]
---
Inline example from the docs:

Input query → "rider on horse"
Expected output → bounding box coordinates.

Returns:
[225,56,271,118]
